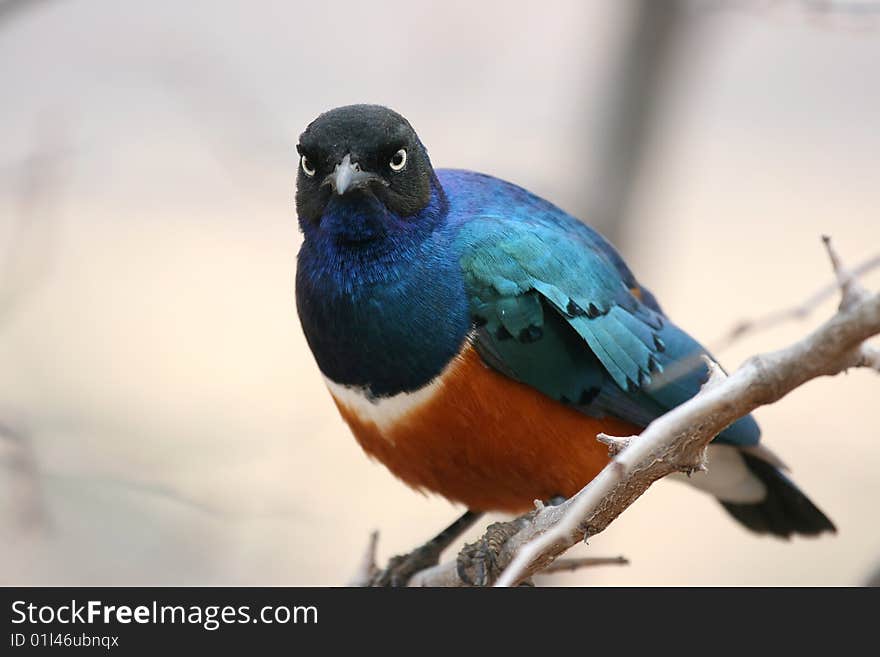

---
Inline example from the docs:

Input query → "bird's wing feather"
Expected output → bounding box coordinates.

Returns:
[457,214,759,447]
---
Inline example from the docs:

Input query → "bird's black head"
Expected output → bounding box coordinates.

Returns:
[295,105,438,231]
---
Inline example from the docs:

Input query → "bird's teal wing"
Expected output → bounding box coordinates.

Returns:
[456,214,759,446]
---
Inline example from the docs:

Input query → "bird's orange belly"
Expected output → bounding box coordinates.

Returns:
[329,343,641,513]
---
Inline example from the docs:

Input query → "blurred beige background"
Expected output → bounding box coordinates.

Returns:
[0,0,878,586]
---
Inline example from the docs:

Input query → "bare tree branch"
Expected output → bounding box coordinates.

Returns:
[406,553,629,587]
[709,252,880,353]
[393,237,879,587]
[638,244,879,394]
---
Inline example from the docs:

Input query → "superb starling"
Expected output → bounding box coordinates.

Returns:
[294,104,835,543]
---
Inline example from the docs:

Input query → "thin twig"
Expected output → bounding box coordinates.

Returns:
[710,251,880,353]
[822,234,872,309]
[348,530,380,587]
[540,556,630,575]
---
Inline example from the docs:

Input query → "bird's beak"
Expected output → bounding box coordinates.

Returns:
[322,153,383,195]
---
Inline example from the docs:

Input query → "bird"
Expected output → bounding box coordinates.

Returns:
[294,104,835,581]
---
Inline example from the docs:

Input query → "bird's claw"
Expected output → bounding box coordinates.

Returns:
[456,519,525,586]
[370,542,443,587]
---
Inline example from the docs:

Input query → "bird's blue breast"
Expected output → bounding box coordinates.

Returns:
[295,182,471,397]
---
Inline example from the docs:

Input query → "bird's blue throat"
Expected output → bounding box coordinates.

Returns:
[295,178,471,398]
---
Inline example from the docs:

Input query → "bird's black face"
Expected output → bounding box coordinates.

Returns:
[295,105,435,226]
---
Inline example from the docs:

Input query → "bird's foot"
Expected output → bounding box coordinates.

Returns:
[457,497,564,586]
[456,517,529,586]
[370,542,445,587]
[370,509,482,587]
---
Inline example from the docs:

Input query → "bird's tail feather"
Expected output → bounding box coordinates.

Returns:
[719,451,836,539]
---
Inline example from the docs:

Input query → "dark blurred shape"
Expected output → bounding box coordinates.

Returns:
[0,0,57,28]
[579,0,687,251]
[0,118,66,537]
[0,419,50,535]
[867,563,880,587]
[0,118,66,326]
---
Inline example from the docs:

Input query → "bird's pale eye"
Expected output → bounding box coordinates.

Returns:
[389,148,407,171]
[301,155,316,177]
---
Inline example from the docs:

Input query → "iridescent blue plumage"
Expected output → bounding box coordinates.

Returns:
[297,164,759,444]
[439,169,760,447]
[296,176,471,397]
